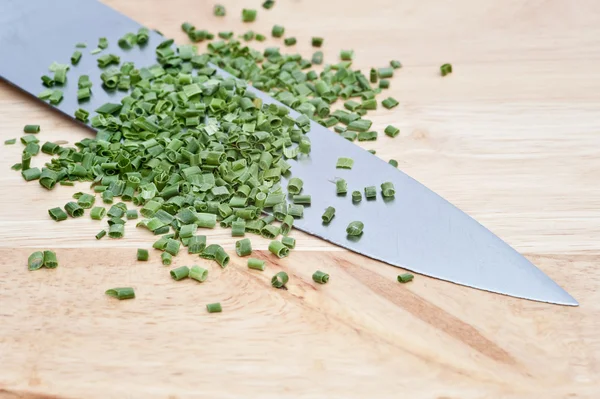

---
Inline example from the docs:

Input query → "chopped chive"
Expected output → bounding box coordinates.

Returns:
[271,271,289,288]
[74,108,90,122]
[170,266,190,281]
[255,33,266,41]
[441,63,453,76]
[381,182,395,197]
[28,251,45,271]
[48,207,68,221]
[312,270,329,284]
[71,50,82,65]
[98,37,109,49]
[64,202,84,217]
[268,240,289,258]
[190,265,209,282]
[288,204,304,218]
[281,236,295,249]
[292,195,311,204]
[364,186,377,199]
[384,125,400,137]
[379,79,390,89]
[90,48,102,55]
[165,239,181,256]
[346,221,364,236]
[336,179,347,195]
[398,273,414,283]
[390,60,402,69]
[161,252,172,265]
[361,99,377,110]
[389,159,399,168]
[90,206,106,220]
[108,223,125,239]
[347,119,372,132]
[242,8,257,22]
[336,157,354,169]
[215,247,230,268]
[77,193,95,209]
[368,149,376,154]
[231,220,246,237]
[105,287,135,300]
[96,229,107,240]
[287,177,303,195]
[49,89,63,104]
[218,31,233,39]
[344,100,361,111]
[126,209,138,220]
[76,42,87,48]
[311,37,323,47]
[321,206,335,224]
[4,138,16,145]
[214,4,226,16]
[137,249,149,261]
[311,51,323,65]
[43,250,58,268]
[21,167,41,181]
[262,0,275,9]
[235,238,252,257]
[248,258,266,271]
[378,67,394,79]
[23,125,40,133]
[206,302,222,313]
[370,68,378,83]
[284,37,297,46]
[340,50,353,61]
[382,97,399,109]
[188,235,207,254]
[334,125,346,133]
[358,131,377,141]
[272,25,285,38]
[352,190,362,203]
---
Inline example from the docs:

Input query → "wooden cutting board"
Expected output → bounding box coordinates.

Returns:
[1,0,598,398]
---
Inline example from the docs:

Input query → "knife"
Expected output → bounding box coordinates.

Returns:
[0,0,577,305]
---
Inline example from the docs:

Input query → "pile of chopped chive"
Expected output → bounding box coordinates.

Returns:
[13,9,421,296]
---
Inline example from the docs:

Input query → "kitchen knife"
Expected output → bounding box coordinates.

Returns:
[0,0,577,305]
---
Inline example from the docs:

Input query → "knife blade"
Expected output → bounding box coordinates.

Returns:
[0,0,577,305]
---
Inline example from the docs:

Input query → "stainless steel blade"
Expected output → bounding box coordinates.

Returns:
[0,0,577,305]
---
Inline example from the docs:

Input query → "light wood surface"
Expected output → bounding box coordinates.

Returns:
[1,0,599,398]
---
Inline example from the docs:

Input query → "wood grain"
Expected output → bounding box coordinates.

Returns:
[1,0,599,398]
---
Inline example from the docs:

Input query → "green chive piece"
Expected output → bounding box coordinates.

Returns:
[77,193,95,209]
[235,238,253,257]
[271,271,289,288]
[48,207,68,221]
[281,236,295,249]
[361,99,377,110]
[248,258,266,271]
[242,31,255,41]
[280,215,294,236]
[218,31,233,39]
[98,37,109,49]
[379,79,390,89]
[268,240,289,258]
[312,270,329,284]
[284,37,297,46]
[165,239,181,256]
[95,230,106,240]
[49,89,63,104]
[378,67,394,79]
[288,204,304,218]
[311,37,323,47]
[340,50,354,61]
[64,202,84,217]
[381,182,395,197]
[398,273,414,283]
[389,159,399,168]
[321,206,335,224]
[287,177,303,195]
[261,224,280,239]
[74,108,90,122]
[23,125,40,133]
[90,206,106,220]
[28,251,45,271]
[364,186,377,199]
[352,190,362,203]
[190,265,209,282]
[346,221,364,237]
[170,266,190,281]
[336,179,347,195]
[231,220,246,237]
[11,163,22,171]
[43,250,58,268]
[108,224,125,239]
[441,63,453,76]
[76,42,87,48]
[255,33,266,41]
[215,247,230,268]
[161,252,172,265]
[206,302,222,313]
[382,97,399,109]
[370,68,378,83]
[4,138,16,145]
[105,287,135,300]
[358,131,377,141]
[336,157,354,169]
[344,100,361,111]
[71,50,82,65]
[188,235,207,254]
[21,167,41,181]
[385,125,400,137]
[242,8,257,22]
[262,0,275,9]
[311,51,323,65]
[390,60,402,69]
[368,149,376,154]
[347,119,372,132]
[272,25,285,37]
[137,249,149,261]
[293,195,311,204]
[126,209,138,220]
[214,4,226,16]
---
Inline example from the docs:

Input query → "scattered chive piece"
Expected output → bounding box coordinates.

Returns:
[347,119,372,132]
[312,270,329,284]
[218,31,233,39]
[215,247,230,268]
[378,67,394,79]
[235,238,252,257]
[368,149,376,154]
[77,193,95,209]
[268,240,290,258]
[441,63,453,76]
[255,33,266,41]
[28,251,45,271]
[292,195,311,204]
[126,209,138,220]
[321,206,335,224]
[137,249,149,261]
[381,182,396,197]
[311,37,323,47]
[379,79,390,89]
[90,206,106,220]
[272,25,285,38]
[382,97,399,109]
[370,68,378,83]
[165,239,181,256]
[49,89,63,104]
[98,37,108,49]
[336,157,354,169]
[385,125,400,137]
[336,179,347,195]
[71,50,82,65]
[262,0,275,9]
[242,9,257,22]
[352,190,362,203]
[358,131,377,141]
[364,186,377,199]
[311,51,323,65]
[281,236,295,249]
[190,265,209,282]
[344,100,361,111]
[271,271,289,288]
[288,204,304,218]
[188,235,207,254]
[346,221,364,236]
[170,266,190,281]
[21,167,41,181]
[4,138,16,145]
[231,220,246,237]
[214,4,226,16]
[361,99,377,110]
[74,108,90,122]
[90,48,102,55]
[242,31,255,41]
[76,42,87,48]
[398,273,414,283]
[390,60,402,69]
[161,252,172,265]
[108,223,125,239]
[280,215,294,236]
[206,302,222,313]
[287,177,303,195]
[248,258,266,271]
[340,50,354,61]
[95,230,107,240]
[64,202,84,217]
[105,287,135,300]
[48,207,68,221]
[284,37,297,46]
[43,250,58,268]
[334,126,346,133]
[23,125,40,133]
[389,159,399,168]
